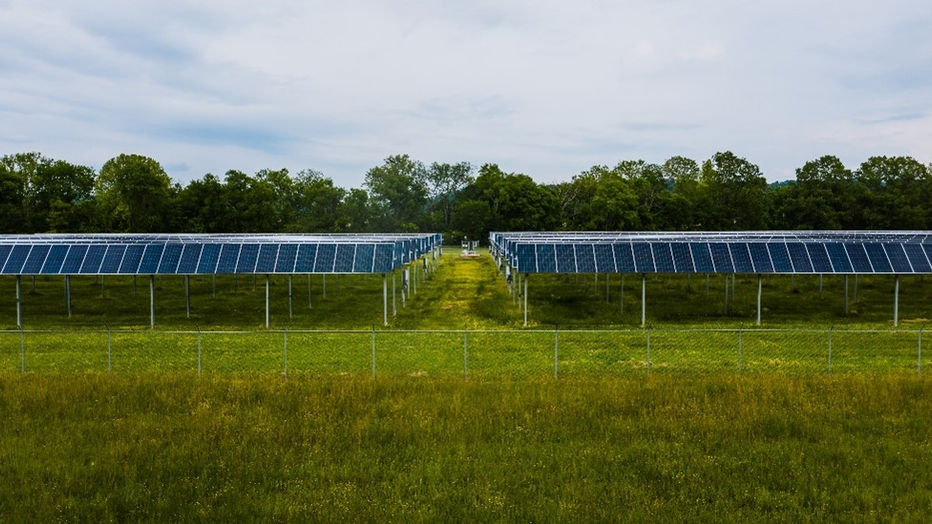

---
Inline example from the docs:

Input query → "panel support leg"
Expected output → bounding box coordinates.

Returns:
[641,274,646,327]
[265,275,270,328]
[288,275,293,319]
[16,275,22,328]
[382,274,388,327]
[894,275,900,327]
[65,275,72,318]
[322,274,326,298]
[844,275,849,316]
[523,274,529,326]
[307,274,312,309]
[184,275,190,318]
[392,272,397,317]
[149,275,155,329]
[756,274,762,326]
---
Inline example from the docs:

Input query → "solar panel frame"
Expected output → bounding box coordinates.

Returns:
[119,245,145,274]
[632,242,654,273]
[651,242,675,273]
[690,243,714,273]
[22,245,50,274]
[2,245,32,274]
[138,244,164,274]
[903,244,931,273]
[41,245,70,274]
[884,243,913,273]
[614,243,636,272]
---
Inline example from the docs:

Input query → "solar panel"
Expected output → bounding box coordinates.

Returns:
[295,244,316,272]
[236,244,259,273]
[690,243,714,273]
[100,245,126,273]
[747,243,772,273]
[651,243,675,272]
[333,244,355,273]
[536,244,557,273]
[353,244,375,273]
[313,244,336,273]
[516,244,536,273]
[844,243,872,273]
[374,244,394,273]
[884,243,913,273]
[786,243,812,273]
[825,243,852,273]
[196,244,221,274]
[709,243,733,273]
[614,243,636,272]
[22,245,50,274]
[79,245,106,274]
[767,243,793,273]
[729,243,754,273]
[632,243,654,273]
[2,245,31,274]
[594,244,615,273]
[216,244,240,273]
[863,243,892,273]
[138,245,163,274]
[806,244,833,273]
[157,244,183,274]
[119,245,145,274]
[671,243,693,272]
[903,244,931,273]
[574,244,595,273]
[0,245,11,272]
[556,244,576,273]
[41,245,69,274]
[255,244,279,273]
[61,245,87,274]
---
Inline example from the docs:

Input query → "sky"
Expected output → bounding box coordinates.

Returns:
[2,0,931,187]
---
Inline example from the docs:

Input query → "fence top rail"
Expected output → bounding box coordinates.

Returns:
[0,327,925,336]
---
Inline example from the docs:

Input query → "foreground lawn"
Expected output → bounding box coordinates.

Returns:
[1,374,930,520]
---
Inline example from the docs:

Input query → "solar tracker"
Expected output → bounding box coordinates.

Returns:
[0,233,443,275]
[490,231,932,275]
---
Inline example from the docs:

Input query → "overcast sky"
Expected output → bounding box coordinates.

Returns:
[2,0,931,187]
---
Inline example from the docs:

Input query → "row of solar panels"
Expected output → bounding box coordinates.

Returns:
[0,242,407,275]
[509,241,932,274]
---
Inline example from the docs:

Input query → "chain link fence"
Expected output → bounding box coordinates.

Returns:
[0,327,926,377]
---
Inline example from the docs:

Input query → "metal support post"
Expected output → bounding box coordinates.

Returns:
[844,275,849,316]
[322,274,326,298]
[288,275,293,319]
[265,275,270,328]
[392,272,396,317]
[65,275,72,318]
[819,274,823,298]
[185,275,190,318]
[641,274,646,327]
[620,274,625,313]
[756,275,762,326]
[523,274,529,326]
[16,275,21,328]
[149,275,155,328]
[382,274,388,327]
[893,275,900,327]
[605,273,610,302]
[723,274,729,315]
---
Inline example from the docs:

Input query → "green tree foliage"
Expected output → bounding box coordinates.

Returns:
[0,152,95,233]
[855,156,930,229]
[772,155,863,229]
[695,151,770,229]
[96,154,174,232]
[364,155,429,231]
[425,161,473,232]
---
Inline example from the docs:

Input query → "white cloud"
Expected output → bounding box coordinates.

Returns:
[1,0,931,185]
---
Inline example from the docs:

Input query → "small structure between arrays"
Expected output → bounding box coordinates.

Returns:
[489,231,932,326]
[1,233,443,328]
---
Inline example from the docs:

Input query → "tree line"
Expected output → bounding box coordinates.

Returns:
[2,151,930,241]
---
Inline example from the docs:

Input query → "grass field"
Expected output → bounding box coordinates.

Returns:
[1,248,931,519]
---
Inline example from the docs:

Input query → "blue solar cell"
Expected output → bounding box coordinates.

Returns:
[594,244,615,272]
[2,245,31,274]
[79,245,106,274]
[903,244,931,273]
[313,244,335,273]
[41,245,69,274]
[536,244,557,273]
[196,244,221,274]
[767,243,793,273]
[614,243,635,272]
[786,243,812,273]
[61,245,88,274]
[353,244,374,273]
[177,244,203,274]
[22,245,50,274]
[632,243,654,273]
[516,244,536,273]
[863,243,892,273]
[747,243,772,273]
[556,244,576,273]
[690,243,714,273]
[157,244,183,274]
[295,244,316,272]
[138,245,163,274]
[216,244,240,273]
[671,243,694,273]
[924,245,932,270]
[0,245,11,271]
[255,244,279,273]
[729,243,753,273]
[275,244,298,273]
[843,243,872,273]
[573,244,595,273]
[824,243,852,273]
[119,245,145,274]
[709,243,733,273]
[651,243,675,272]
[373,244,394,273]
[100,245,126,273]
[234,244,258,273]
[332,244,355,273]
[806,244,833,273]
[884,244,912,273]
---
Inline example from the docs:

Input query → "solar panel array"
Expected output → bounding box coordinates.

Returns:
[490,232,932,275]
[0,233,442,276]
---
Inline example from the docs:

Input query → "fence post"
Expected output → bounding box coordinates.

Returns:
[738,328,743,374]
[196,325,202,376]
[646,327,651,374]
[283,328,288,379]
[107,324,112,375]
[19,328,25,374]
[463,330,468,380]
[827,327,834,374]
[554,325,559,379]
[371,325,376,378]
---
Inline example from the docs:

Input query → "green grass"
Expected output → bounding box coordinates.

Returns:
[1,374,930,521]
